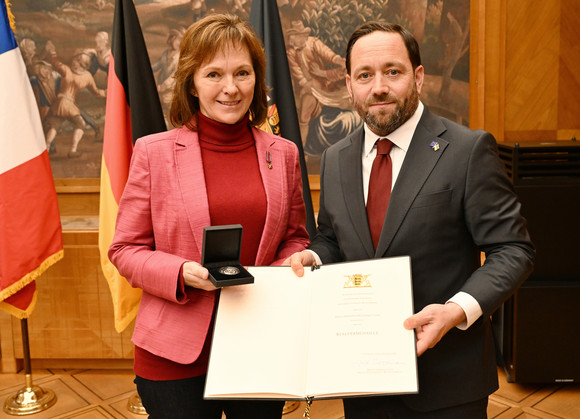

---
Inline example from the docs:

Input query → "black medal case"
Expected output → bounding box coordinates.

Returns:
[201,224,254,287]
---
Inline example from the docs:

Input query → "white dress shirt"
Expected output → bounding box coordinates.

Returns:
[312,101,482,329]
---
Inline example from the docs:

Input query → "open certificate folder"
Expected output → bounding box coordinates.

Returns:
[204,256,418,401]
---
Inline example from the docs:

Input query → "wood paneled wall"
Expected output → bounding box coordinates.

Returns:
[2,0,578,372]
[470,0,580,141]
[0,180,134,373]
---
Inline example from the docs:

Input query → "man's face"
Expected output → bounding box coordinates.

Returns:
[346,31,424,137]
[95,33,108,51]
[71,54,90,74]
[37,64,51,79]
[21,39,36,58]
[290,34,308,48]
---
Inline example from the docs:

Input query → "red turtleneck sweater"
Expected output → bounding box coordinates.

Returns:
[134,113,267,380]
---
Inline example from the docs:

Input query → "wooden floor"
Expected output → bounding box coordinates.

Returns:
[0,367,578,418]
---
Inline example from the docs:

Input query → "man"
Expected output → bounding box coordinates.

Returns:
[30,60,59,121]
[286,20,346,143]
[285,22,535,418]
[43,42,106,158]
[152,28,185,124]
[86,31,111,77]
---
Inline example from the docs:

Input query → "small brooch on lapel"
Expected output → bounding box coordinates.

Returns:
[266,151,273,169]
[430,141,440,151]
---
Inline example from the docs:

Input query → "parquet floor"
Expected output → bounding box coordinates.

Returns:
[0,367,578,418]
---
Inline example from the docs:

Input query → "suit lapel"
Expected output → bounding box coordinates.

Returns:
[339,129,375,258]
[375,108,448,256]
[174,128,211,254]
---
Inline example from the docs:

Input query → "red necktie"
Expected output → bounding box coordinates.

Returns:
[366,139,393,250]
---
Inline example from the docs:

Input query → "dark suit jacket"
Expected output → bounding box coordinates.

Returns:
[310,106,535,411]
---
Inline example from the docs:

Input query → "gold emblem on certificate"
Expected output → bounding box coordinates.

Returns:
[344,274,372,288]
[219,266,240,276]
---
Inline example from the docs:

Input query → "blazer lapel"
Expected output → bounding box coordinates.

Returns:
[173,127,289,265]
[174,128,211,254]
[253,129,284,265]
[375,108,448,256]
[339,128,375,258]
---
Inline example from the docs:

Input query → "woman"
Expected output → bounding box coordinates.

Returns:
[109,14,310,418]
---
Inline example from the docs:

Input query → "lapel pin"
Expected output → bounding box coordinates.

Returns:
[266,151,273,169]
[430,141,440,151]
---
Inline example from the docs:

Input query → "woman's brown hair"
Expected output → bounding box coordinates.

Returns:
[169,14,268,130]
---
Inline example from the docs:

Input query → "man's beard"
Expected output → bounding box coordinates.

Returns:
[354,84,419,137]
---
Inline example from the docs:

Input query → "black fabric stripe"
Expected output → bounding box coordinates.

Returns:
[111,0,166,144]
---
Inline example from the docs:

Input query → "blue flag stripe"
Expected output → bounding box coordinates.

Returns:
[0,0,17,55]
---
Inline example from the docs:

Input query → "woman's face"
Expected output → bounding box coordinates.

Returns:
[193,43,255,125]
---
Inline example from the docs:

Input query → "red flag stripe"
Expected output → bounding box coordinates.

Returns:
[0,151,63,316]
[102,53,133,204]
[0,283,36,314]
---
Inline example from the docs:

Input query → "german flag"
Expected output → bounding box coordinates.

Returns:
[98,0,166,333]
[250,0,317,239]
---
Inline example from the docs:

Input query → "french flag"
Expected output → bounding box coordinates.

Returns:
[0,0,63,318]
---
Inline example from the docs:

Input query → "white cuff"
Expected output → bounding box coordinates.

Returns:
[304,249,322,266]
[447,292,482,330]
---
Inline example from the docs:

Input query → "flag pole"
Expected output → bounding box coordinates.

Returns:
[3,318,57,415]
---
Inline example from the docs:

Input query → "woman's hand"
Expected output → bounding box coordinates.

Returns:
[182,261,218,291]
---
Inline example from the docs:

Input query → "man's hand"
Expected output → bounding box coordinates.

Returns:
[403,302,466,356]
[282,251,316,277]
[182,261,217,291]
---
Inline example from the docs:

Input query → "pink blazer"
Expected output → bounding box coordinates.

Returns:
[109,125,310,364]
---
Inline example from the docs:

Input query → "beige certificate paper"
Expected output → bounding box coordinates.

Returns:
[204,256,418,401]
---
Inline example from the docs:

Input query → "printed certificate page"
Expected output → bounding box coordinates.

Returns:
[305,256,418,398]
[204,257,417,400]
